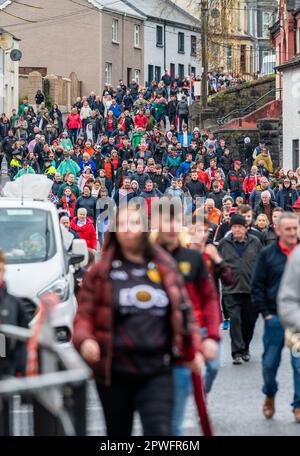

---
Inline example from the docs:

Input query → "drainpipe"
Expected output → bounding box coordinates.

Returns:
[122,14,126,83]
[163,21,166,72]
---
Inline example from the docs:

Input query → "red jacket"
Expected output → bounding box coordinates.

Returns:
[134,114,148,129]
[59,194,76,219]
[70,217,97,249]
[243,174,261,194]
[65,113,82,130]
[198,170,211,190]
[73,243,200,385]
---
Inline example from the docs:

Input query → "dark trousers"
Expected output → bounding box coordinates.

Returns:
[69,128,79,144]
[96,371,174,436]
[178,115,188,131]
[221,295,230,320]
[225,294,258,358]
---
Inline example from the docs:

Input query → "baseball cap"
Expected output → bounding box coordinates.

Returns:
[234,160,241,165]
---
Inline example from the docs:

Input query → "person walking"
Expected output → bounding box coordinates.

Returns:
[218,214,261,364]
[252,213,300,422]
[278,244,300,423]
[73,206,202,436]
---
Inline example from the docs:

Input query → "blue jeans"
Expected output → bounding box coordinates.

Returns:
[262,315,300,409]
[205,344,221,394]
[172,366,192,436]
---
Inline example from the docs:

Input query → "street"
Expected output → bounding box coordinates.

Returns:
[10,319,299,437]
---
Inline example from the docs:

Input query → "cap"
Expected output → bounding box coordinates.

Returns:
[208,144,215,149]
[292,198,300,209]
[64,152,71,157]
[23,160,29,165]
[230,214,246,227]
[234,160,241,165]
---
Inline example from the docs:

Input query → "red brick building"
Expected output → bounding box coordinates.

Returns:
[271,0,300,96]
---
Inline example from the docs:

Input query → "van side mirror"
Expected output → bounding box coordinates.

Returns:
[71,239,89,268]
[69,254,85,266]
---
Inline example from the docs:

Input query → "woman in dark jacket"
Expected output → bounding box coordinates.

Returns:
[49,103,62,120]
[276,178,298,211]
[73,206,201,436]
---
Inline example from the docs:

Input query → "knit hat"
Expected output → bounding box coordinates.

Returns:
[230,214,246,227]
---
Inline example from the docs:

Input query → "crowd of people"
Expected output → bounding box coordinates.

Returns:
[208,69,245,95]
[1,75,300,436]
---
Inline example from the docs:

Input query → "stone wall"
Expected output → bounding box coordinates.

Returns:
[19,71,81,112]
[212,117,282,168]
[207,76,276,120]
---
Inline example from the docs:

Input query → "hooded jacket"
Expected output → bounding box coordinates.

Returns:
[70,217,97,250]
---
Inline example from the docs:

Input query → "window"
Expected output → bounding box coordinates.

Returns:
[191,66,196,77]
[240,45,246,73]
[178,32,185,53]
[178,64,184,80]
[134,24,140,47]
[134,69,141,84]
[263,12,272,39]
[170,63,175,80]
[191,35,197,56]
[293,140,299,171]
[112,18,119,42]
[156,25,163,47]
[0,209,56,264]
[148,65,154,83]
[104,62,112,84]
[155,66,161,82]
[227,45,232,69]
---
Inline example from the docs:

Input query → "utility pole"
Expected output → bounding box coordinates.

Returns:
[200,0,208,109]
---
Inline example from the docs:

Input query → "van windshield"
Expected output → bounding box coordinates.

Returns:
[0,208,56,264]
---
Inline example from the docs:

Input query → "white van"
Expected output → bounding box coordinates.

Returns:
[0,176,88,342]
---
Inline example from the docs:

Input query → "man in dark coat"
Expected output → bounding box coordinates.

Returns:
[218,214,261,364]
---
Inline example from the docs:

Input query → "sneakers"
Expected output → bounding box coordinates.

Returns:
[294,408,300,423]
[232,355,243,365]
[263,396,275,419]
[242,352,251,362]
[222,319,230,330]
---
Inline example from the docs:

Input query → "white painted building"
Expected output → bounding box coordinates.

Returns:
[277,56,300,170]
[0,29,20,115]
[126,0,201,84]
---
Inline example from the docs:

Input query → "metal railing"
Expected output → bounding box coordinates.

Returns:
[216,88,281,127]
[0,303,91,436]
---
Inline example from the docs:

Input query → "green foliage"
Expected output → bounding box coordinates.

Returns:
[45,95,52,110]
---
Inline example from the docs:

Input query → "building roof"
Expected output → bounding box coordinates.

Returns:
[276,54,300,71]
[87,0,146,19]
[125,0,200,28]
[0,0,11,10]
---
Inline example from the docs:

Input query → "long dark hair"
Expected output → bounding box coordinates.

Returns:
[103,207,153,260]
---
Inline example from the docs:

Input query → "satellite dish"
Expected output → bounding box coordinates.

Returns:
[10,49,22,61]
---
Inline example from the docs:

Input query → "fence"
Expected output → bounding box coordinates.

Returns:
[0,297,91,436]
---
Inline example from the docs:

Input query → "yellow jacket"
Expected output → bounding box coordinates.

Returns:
[254,152,273,174]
